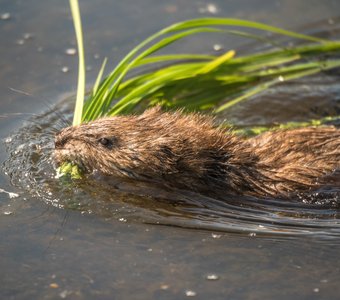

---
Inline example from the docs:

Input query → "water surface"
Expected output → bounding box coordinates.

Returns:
[1,1,340,299]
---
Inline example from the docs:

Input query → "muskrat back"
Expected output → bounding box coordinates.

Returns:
[54,107,340,198]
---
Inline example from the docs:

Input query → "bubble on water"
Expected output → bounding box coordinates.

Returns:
[213,44,223,51]
[160,284,169,290]
[211,233,221,239]
[206,274,219,280]
[61,66,69,73]
[65,48,77,56]
[199,3,219,14]
[23,33,33,40]
[1,13,11,20]
[16,39,25,45]
[185,290,196,297]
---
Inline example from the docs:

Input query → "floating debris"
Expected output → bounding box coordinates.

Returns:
[0,188,19,199]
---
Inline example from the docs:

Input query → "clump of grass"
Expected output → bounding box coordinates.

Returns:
[64,1,339,178]
[70,1,340,125]
[79,20,340,122]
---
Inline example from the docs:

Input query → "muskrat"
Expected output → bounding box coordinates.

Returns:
[54,107,340,198]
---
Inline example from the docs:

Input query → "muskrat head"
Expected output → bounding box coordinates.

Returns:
[54,108,246,192]
[54,117,131,177]
[54,107,233,184]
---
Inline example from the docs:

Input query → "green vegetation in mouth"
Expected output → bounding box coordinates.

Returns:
[56,162,83,179]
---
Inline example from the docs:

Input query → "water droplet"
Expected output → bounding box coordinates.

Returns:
[65,48,77,55]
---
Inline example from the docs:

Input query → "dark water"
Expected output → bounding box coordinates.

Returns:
[1,1,340,299]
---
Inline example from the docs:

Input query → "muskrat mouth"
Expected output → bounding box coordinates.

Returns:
[53,148,88,174]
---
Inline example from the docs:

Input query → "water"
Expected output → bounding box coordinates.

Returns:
[1,1,340,299]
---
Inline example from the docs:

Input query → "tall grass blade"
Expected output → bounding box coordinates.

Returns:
[69,0,85,126]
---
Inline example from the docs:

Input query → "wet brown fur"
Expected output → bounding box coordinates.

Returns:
[54,107,340,198]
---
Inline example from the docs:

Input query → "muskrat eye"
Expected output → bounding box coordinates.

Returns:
[98,137,113,149]
[55,137,67,148]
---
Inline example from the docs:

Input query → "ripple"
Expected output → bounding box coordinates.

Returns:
[2,96,340,241]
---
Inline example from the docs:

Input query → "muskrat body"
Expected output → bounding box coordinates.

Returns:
[54,107,340,198]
